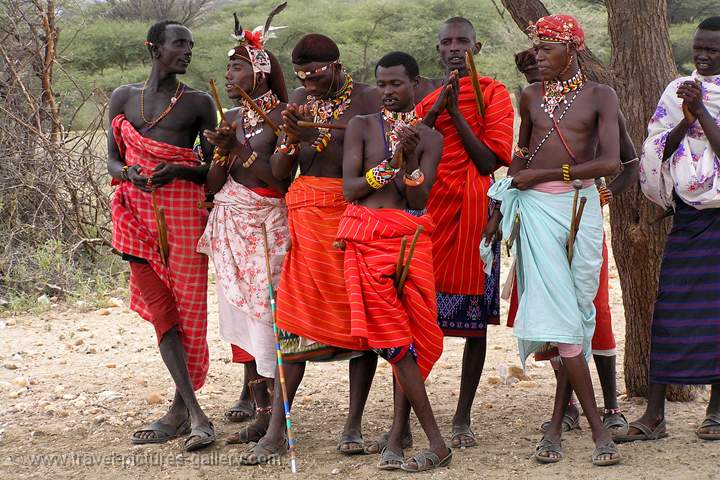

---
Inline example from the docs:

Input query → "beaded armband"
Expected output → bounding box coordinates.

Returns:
[365,158,399,190]
[242,151,258,169]
[212,149,230,167]
[598,185,613,206]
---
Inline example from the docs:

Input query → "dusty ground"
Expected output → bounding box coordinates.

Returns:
[1,234,718,480]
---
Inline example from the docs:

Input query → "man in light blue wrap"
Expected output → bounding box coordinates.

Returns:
[482,14,622,467]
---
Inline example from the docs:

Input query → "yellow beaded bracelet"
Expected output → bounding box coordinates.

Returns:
[561,164,571,183]
[365,168,382,190]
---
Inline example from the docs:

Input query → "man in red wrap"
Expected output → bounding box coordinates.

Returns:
[240,33,382,465]
[106,21,217,451]
[415,16,514,449]
[339,51,449,472]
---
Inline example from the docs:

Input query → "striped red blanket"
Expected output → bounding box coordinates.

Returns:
[111,114,209,390]
[416,75,513,295]
[336,205,442,379]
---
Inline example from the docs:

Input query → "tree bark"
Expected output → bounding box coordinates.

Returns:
[499,0,694,400]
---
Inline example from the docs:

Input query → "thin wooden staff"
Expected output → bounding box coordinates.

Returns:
[151,190,169,265]
[395,236,408,285]
[465,50,485,117]
[236,85,281,135]
[397,225,423,296]
[197,201,214,210]
[567,180,583,264]
[261,224,298,474]
[207,79,226,124]
[297,121,346,130]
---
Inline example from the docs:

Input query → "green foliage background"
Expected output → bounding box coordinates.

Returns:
[57,0,705,129]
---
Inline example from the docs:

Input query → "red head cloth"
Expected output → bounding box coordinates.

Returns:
[527,14,585,51]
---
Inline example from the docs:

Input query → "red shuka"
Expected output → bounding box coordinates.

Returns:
[111,114,209,390]
[336,205,442,379]
[275,176,368,351]
[416,76,514,295]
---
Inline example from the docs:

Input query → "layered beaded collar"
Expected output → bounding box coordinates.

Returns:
[240,89,280,139]
[382,107,420,155]
[541,68,585,118]
[307,74,354,152]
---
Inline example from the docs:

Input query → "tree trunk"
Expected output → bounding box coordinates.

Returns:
[499,0,695,400]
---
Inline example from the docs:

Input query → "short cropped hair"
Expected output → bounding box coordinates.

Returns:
[698,16,720,31]
[375,51,420,79]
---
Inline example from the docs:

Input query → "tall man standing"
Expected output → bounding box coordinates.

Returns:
[339,51,447,472]
[619,16,720,443]
[240,33,382,465]
[414,17,514,449]
[106,21,217,451]
[488,14,621,465]
[507,47,639,436]
[198,13,289,445]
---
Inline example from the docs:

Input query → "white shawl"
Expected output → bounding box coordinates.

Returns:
[640,71,720,209]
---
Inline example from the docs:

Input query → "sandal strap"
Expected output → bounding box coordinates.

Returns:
[701,414,720,428]
[409,451,439,469]
[594,442,619,457]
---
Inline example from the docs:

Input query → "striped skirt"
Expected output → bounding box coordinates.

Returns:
[650,199,720,385]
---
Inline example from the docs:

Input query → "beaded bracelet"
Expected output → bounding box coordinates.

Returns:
[276,142,300,156]
[598,185,613,206]
[561,164,571,183]
[121,164,131,181]
[212,149,230,167]
[365,158,399,189]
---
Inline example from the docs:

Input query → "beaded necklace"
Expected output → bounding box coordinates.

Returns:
[307,74,353,152]
[381,107,420,155]
[541,69,584,118]
[240,90,280,140]
[525,83,584,169]
[140,80,185,128]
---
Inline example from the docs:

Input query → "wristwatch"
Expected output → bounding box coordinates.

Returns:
[403,168,425,187]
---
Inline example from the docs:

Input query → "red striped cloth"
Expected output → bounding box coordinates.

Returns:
[416,76,514,294]
[336,205,442,379]
[111,114,209,390]
[275,176,368,351]
[231,344,254,363]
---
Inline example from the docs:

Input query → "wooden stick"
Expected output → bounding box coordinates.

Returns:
[397,225,423,296]
[236,85,281,135]
[260,224,299,474]
[574,197,588,232]
[151,190,169,265]
[297,121,346,130]
[197,201,214,210]
[465,50,485,117]
[567,180,583,264]
[207,79,226,124]
[395,237,408,285]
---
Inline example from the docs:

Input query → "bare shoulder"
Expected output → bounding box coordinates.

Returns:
[586,81,618,100]
[109,83,137,103]
[521,82,542,100]
[417,123,442,145]
[182,86,214,107]
[347,113,372,131]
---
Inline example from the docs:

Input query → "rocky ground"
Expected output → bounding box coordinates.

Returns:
[1,236,718,480]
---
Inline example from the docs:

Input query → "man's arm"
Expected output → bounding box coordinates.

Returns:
[106,86,151,192]
[405,128,442,210]
[270,88,306,180]
[507,86,534,177]
[607,110,639,196]
[680,80,720,158]
[107,86,129,181]
[342,116,372,201]
[446,76,499,175]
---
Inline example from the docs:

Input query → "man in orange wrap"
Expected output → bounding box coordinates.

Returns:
[240,33,382,465]
[415,17,514,448]
[106,21,217,451]
[338,51,449,472]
